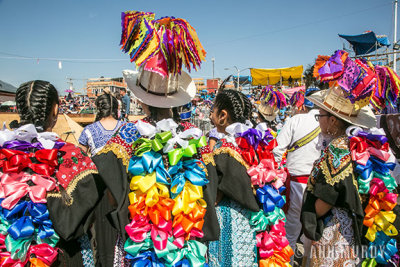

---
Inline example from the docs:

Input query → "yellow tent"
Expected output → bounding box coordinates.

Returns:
[250,65,303,86]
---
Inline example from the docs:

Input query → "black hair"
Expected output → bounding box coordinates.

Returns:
[16,80,60,132]
[148,106,171,122]
[213,89,251,123]
[95,92,119,121]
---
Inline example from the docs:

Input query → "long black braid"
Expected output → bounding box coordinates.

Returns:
[214,89,250,123]
[16,80,59,132]
[95,91,119,121]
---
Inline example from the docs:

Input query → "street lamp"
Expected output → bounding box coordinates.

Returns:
[224,66,250,90]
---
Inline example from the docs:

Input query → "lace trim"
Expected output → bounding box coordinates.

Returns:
[213,147,250,170]
[321,159,353,186]
[97,142,131,172]
[202,152,215,166]
[47,169,99,205]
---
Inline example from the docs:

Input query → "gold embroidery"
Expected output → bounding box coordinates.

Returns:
[97,143,131,172]
[47,169,99,206]
[213,147,250,170]
[321,159,353,186]
[201,152,215,166]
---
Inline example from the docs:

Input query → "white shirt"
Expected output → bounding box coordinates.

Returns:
[273,109,322,176]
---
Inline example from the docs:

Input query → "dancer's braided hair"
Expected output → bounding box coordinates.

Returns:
[95,89,119,121]
[214,89,251,123]
[15,80,59,132]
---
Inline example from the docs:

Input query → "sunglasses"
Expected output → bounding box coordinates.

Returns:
[314,114,330,121]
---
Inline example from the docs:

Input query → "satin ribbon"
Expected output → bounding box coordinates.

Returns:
[355,158,397,193]
[136,119,157,138]
[350,136,391,165]
[0,243,56,267]
[238,128,263,149]
[1,173,56,209]
[1,148,58,176]
[366,231,398,265]
[248,159,286,188]
[5,229,59,261]
[250,208,286,231]
[161,240,207,267]
[172,205,206,248]
[1,140,64,153]
[133,137,169,156]
[257,220,290,259]
[125,250,164,267]
[236,137,258,166]
[168,160,208,198]
[128,195,174,226]
[256,139,278,162]
[163,128,203,153]
[259,245,293,267]
[172,182,206,216]
[0,124,60,149]
[256,185,286,213]
[129,182,170,208]
[167,144,197,166]
[365,211,398,242]
[128,151,170,184]
[125,214,172,251]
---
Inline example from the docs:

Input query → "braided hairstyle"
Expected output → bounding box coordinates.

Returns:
[16,80,60,132]
[214,89,251,123]
[95,90,119,121]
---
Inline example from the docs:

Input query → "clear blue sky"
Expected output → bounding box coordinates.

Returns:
[0,0,396,94]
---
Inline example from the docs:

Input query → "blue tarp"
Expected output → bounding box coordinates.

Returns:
[339,31,390,55]
[232,75,252,86]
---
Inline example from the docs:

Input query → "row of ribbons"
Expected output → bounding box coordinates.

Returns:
[0,137,64,266]
[350,129,399,266]
[123,121,209,267]
[227,124,294,266]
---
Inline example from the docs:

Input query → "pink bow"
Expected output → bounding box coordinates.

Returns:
[1,173,56,210]
[248,159,287,189]
[256,220,289,259]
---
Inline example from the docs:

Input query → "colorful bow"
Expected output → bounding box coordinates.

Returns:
[236,137,258,166]
[248,159,286,188]
[128,151,170,185]
[256,185,286,213]
[168,160,208,198]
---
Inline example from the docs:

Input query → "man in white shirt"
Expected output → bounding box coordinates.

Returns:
[273,88,322,258]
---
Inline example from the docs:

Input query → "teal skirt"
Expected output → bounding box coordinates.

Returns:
[208,198,258,267]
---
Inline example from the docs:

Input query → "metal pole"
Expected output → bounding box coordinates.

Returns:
[394,0,398,72]
[212,58,215,79]
[233,66,239,90]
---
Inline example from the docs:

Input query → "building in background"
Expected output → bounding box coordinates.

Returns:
[85,77,128,98]
[0,80,17,102]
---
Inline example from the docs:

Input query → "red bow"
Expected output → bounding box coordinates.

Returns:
[236,137,258,166]
[0,149,58,176]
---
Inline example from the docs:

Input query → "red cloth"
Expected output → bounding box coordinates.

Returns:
[283,173,309,213]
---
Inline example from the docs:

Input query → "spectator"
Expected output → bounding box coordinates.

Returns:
[120,88,130,119]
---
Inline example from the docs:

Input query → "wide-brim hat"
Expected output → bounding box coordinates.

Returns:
[123,69,196,108]
[306,87,376,128]
[258,102,278,122]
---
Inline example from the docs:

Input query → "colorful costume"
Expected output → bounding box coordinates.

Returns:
[203,122,293,266]
[0,124,100,266]
[93,118,209,266]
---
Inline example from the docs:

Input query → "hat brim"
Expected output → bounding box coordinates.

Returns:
[258,106,278,122]
[306,90,377,129]
[123,69,196,108]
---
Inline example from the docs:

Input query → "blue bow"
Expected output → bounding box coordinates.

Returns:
[168,160,208,199]
[126,250,164,267]
[129,151,171,185]
[256,185,286,213]
[367,231,398,264]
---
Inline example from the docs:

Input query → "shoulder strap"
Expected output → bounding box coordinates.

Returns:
[287,126,320,152]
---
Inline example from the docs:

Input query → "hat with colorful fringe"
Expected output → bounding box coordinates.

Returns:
[258,86,287,121]
[120,11,206,107]
[307,50,376,128]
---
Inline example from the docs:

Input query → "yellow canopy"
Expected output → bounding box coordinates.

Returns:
[250,65,303,86]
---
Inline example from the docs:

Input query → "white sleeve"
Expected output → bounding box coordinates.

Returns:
[273,117,294,163]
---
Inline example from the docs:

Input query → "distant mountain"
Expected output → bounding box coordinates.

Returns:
[0,80,17,93]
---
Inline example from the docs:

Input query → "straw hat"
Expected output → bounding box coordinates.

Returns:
[306,87,376,129]
[258,101,279,122]
[123,68,196,108]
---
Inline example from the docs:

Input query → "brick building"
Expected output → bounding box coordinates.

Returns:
[0,80,17,102]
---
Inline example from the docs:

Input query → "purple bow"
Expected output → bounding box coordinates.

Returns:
[357,131,388,144]
[1,140,65,152]
[239,128,263,149]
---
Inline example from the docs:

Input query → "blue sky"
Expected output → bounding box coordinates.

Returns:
[0,0,396,94]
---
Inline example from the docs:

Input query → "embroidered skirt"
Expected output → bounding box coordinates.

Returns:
[309,208,360,267]
[207,198,258,267]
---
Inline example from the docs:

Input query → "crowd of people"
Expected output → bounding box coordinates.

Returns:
[2,10,400,267]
